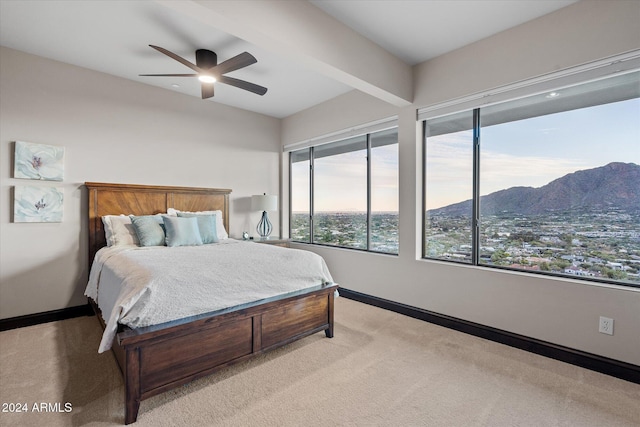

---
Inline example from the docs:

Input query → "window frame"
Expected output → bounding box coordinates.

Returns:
[289,127,399,255]
[421,70,640,289]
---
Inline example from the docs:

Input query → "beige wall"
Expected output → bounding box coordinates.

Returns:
[0,47,281,319]
[281,1,640,365]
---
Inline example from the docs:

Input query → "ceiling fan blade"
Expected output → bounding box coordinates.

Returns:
[139,74,199,77]
[212,52,257,75]
[201,83,215,99]
[218,76,267,96]
[149,45,202,73]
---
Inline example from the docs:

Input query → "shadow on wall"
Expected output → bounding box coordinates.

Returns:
[1,184,89,320]
[0,250,87,320]
[234,196,254,239]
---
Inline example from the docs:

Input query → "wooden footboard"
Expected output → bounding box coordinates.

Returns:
[100,283,337,424]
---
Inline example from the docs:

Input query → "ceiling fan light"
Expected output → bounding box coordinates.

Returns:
[198,75,216,83]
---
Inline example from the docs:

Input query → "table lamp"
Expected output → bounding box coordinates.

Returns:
[251,193,278,239]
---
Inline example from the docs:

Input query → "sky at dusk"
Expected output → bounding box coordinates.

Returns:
[292,144,399,212]
[426,97,639,209]
[292,97,639,213]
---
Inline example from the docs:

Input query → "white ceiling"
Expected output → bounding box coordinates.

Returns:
[311,0,578,66]
[0,0,576,118]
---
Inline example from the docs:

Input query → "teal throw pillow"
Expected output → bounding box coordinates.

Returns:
[177,212,219,244]
[130,215,166,246]
[163,216,203,247]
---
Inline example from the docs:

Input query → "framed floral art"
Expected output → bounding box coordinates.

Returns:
[14,186,64,223]
[14,141,65,181]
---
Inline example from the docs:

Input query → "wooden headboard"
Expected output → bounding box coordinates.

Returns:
[85,182,231,264]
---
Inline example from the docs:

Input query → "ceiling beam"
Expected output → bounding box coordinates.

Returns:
[157,0,413,107]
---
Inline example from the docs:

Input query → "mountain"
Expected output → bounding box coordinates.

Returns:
[429,162,640,216]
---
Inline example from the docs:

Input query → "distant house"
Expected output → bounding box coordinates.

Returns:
[565,266,596,277]
[606,262,624,270]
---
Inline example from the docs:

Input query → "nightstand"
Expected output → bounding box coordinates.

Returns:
[253,238,291,248]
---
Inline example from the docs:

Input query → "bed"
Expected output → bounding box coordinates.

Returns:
[85,182,337,424]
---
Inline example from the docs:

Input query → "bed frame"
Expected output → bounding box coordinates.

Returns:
[85,182,337,424]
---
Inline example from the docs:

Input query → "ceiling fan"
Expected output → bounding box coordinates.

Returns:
[140,45,268,99]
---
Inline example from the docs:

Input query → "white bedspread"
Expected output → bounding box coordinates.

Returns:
[85,240,334,353]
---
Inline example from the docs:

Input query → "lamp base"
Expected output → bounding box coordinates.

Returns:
[256,210,272,239]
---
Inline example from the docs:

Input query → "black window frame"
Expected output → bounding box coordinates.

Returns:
[422,71,640,289]
[289,127,399,255]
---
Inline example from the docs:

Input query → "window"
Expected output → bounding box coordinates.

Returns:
[290,149,311,242]
[424,111,475,262]
[314,136,368,249]
[290,127,399,254]
[370,128,400,253]
[423,71,640,287]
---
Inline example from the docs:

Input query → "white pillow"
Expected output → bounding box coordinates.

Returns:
[167,208,228,240]
[102,215,139,247]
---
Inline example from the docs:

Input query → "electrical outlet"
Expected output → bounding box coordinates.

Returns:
[599,316,614,335]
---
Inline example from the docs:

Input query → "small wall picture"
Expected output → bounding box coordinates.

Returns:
[14,141,65,181]
[14,186,63,223]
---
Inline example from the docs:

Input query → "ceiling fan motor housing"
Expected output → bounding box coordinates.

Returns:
[195,49,217,70]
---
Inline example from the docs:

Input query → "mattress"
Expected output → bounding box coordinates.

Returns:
[85,239,334,353]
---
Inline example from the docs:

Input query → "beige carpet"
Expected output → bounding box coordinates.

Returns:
[1,298,638,427]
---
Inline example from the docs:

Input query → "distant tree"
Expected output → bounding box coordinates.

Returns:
[551,260,570,270]
[511,231,538,242]
[602,267,627,280]
[560,233,573,247]
[491,250,507,263]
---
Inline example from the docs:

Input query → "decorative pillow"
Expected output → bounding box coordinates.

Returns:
[162,216,203,247]
[167,208,228,240]
[177,212,219,244]
[130,215,166,247]
[102,215,139,247]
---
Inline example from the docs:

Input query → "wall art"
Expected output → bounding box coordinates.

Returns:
[14,141,65,181]
[14,185,63,223]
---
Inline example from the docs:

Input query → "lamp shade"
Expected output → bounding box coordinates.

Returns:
[251,194,278,211]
